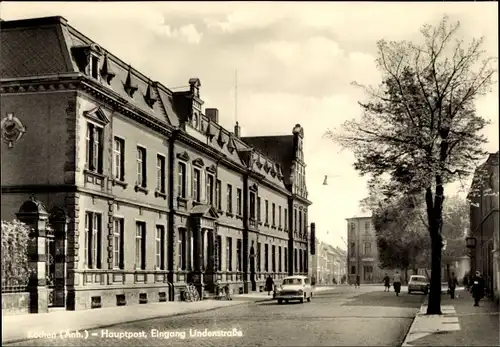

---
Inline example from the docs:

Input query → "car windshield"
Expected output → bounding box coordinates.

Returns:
[411,277,426,282]
[283,278,302,285]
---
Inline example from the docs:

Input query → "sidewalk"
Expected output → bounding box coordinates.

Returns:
[1,300,244,345]
[402,289,500,346]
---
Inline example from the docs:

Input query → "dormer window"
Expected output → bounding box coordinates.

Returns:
[100,55,115,84]
[71,44,103,81]
[124,67,138,98]
[91,55,99,80]
[144,82,157,108]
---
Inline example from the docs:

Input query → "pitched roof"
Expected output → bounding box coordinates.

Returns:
[241,135,294,185]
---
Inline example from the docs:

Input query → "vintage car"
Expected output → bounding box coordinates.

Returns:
[275,275,313,304]
[408,275,429,294]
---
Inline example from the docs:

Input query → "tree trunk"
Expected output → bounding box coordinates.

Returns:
[425,179,445,315]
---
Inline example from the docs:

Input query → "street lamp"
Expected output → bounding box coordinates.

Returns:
[466,236,477,249]
[322,174,340,185]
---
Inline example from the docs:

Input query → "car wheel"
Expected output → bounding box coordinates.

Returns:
[307,295,311,302]
[278,299,283,304]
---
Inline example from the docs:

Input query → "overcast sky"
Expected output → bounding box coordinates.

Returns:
[2,2,498,250]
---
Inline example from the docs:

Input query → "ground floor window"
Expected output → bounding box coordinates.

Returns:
[351,265,356,275]
[364,266,373,281]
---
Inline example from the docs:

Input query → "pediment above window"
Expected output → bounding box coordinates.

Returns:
[83,107,110,126]
[206,164,217,173]
[249,183,258,192]
[270,164,277,177]
[176,151,190,161]
[263,161,271,173]
[255,155,263,169]
[192,158,205,168]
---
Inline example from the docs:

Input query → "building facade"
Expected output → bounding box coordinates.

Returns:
[346,216,385,284]
[0,16,312,312]
[468,152,499,304]
[309,239,346,284]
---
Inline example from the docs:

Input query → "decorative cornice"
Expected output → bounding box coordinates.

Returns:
[176,151,190,161]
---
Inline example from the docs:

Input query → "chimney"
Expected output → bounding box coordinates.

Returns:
[234,121,241,138]
[205,108,219,123]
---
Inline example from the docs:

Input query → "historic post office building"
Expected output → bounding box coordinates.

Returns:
[0,16,312,311]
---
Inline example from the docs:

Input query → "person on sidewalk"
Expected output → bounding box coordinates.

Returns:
[471,271,486,307]
[266,275,274,296]
[383,273,391,292]
[393,271,402,296]
[448,272,459,299]
[463,273,469,291]
[355,275,360,288]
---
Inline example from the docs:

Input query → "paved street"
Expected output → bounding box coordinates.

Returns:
[5,286,425,347]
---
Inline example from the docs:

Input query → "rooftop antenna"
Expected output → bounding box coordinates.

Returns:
[234,69,238,125]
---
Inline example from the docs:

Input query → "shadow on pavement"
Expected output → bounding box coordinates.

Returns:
[343,291,425,308]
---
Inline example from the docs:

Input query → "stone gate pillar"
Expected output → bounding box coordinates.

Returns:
[49,207,68,308]
[16,196,49,314]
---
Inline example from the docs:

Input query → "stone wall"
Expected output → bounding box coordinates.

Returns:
[2,292,30,315]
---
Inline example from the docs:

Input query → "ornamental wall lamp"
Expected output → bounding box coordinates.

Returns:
[466,236,477,249]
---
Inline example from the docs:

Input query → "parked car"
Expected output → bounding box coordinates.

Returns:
[408,275,429,295]
[275,275,312,304]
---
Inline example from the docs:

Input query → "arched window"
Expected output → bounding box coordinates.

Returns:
[364,242,371,255]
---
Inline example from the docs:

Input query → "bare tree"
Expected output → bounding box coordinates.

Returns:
[327,15,496,314]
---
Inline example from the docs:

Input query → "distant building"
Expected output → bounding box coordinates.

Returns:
[468,152,499,304]
[346,216,385,284]
[309,239,346,284]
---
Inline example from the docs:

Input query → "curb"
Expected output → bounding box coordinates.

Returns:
[400,297,428,347]
[3,301,250,345]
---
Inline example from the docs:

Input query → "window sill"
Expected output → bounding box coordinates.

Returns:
[134,185,149,194]
[226,212,234,217]
[155,190,167,199]
[264,223,270,227]
[271,225,277,229]
[278,227,283,231]
[259,221,263,225]
[84,169,106,179]
[112,179,128,188]
[217,209,224,215]
[236,215,243,220]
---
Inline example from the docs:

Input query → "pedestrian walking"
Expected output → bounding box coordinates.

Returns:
[463,273,469,290]
[383,273,390,292]
[355,275,360,288]
[393,271,402,296]
[448,272,459,299]
[266,275,274,296]
[471,271,486,307]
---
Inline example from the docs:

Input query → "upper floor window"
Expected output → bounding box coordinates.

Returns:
[86,123,103,174]
[350,242,356,255]
[364,242,371,255]
[227,184,233,213]
[113,137,125,181]
[136,147,147,188]
[135,222,146,270]
[294,209,297,231]
[207,174,214,205]
[215,180,222,210]
[156,155,166,193]
[265,200,269,224]
[178,162,187,198]
[193,168,201,202]
[236,188,242,216]
[284,208,288,230]
[250,192,256,220]
[299,211,303,234]
[113,218,124,269]
[364,222,370,233]
[278,206,282,228]
[257,197,261,221]
[272,203,276,226]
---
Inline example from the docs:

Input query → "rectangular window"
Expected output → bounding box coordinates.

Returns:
[237,188,242,215]
[84,212,102,269]
[216,180,222,210]
[272,245,276,272]
[299,211,302,234]
[207,174,214,205]
[113,218,124,269]
[364,222,370,233]
[265,200,269,224]
[135,222,146,270]
[250,192,256,219]
[113,137,125,181]
[136,147,147,188]
[226,237,233,271]
[257,242,261,272]
[351,266,356,275]
[284,247,288,272]
[257,197,261,221]
[193,168,201,202]
[278,206,282,228]
[156,225,165,270]
[91,55,99,79]
[237,239,242,271]
[364,266,373,281]
[178,162,187,198]
[227,184,233,213]
[272,203,276,226]
[178,229,187,270]
[284,209,288,230]
[156,155,166,193]
[294,209,297,231]
[299,249,303,272]
[86,123,103,173]
[264,244,269,272]
[350,242,356,255]
[294,249,298,272]
[278,246,282,272]
[216,235,222,271]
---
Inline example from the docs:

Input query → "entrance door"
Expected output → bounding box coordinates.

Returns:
[250,246,256,291]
